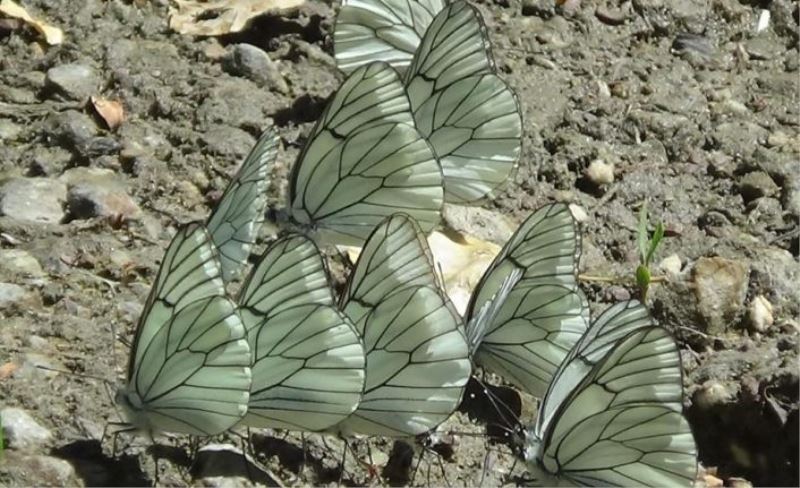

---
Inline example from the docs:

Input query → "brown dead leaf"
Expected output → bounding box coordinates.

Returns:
[0,0,63,45]
[0,361,19,380]
[169,0,305,36]
[91,96,125,130]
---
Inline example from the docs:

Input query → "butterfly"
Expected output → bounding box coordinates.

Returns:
[285,61,443,247]
[335,0,523,203]
[518,301,698,486]
[464,203,590,399]
[236,234,366,432]
[332,213,471,437]
[115,223,252,437]
[206,128,279,283]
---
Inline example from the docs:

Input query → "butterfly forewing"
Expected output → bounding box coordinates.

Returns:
[334,0,448,75]
[206,128,278,284]
[237,235,366,431]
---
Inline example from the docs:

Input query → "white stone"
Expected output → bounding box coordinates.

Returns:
[693,380,736,409]
[0,249,44,277]
[1,408,52,450]
[0,178,66,224]
[568,203,589,223]
[756,9,770,33]
[747,295,774,333]
[0,283,32,309]
[584,159,615,185]
[659,254,683,275]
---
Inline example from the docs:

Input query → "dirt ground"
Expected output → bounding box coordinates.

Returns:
[0,0,798,486]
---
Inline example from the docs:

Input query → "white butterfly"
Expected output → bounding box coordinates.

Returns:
[206,128,279,283]
[334,0,448,75]
[465,203,589,399]
[286,62,443,246]
[332,214,471,437]
[519,302,698,487]
[115,223,252,436]
[236,234,366,432]
[335,0,523,203]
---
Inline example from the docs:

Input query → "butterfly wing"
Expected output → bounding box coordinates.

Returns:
[237,235,366,431]
[206,128,278,283]
[118,223,252,436]
[337,285,471,437]
[527,327,698,487]
[288,62,443,245]
[404,0,522,203]
[466,203,588,398]
[339,213,441,329]
[334,0,448,75]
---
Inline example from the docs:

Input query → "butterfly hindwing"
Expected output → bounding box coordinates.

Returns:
[334,0,448,75]
[118,223,252,436]
[404,0,522,203]
[237,235,366,431]
[288,62,443,245]
[206,128,279,283]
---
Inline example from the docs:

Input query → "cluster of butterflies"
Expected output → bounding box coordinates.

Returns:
[112,0,699,486]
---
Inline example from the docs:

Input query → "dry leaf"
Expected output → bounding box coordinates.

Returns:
[91,96,125,130]
[169,0,305,36]
[342,230,500,315]
[0,0,63,45]
[0,361,18,380]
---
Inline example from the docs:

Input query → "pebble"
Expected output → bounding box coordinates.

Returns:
[60,168,141,221]
[659,254,683,275]
[45,110,99,152]
[0,119,22,141]
[0,250,45,277]
[0,283,34,309]
[595,6,627,25]
[693,380,737,410]
[201,125,257,160]
[1,408,52,450]
[692,257,749,334]
[44,63,99,101]
[222,44,289,94]
[738,171,779,204]
[747,295,774,333]
[0,177,67,224]
[24,455,79,485]
[584,159,615,185]
[568,203,589,223]
[766,130,790,148]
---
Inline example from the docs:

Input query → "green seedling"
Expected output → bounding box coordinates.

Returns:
[635,202,665,302]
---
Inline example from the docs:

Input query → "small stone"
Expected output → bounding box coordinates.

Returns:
[0,250,44,277]
[755,9,770,33]
[766,131,790,148]
[738,171,779,204]
[584,159,615,185]
[1,408,52,450]
[693,380,736,409]
[60,168,141,221]
[568,203,589,223]
[747,295,774,333]
[692,257,749,334]
[201,125,257,160]
[222,44,289,94]
[0,178,67,224]
[0,283,35,309]
[27,455,79,486]
[0,119,22,141]
[44,63,99,101]
[659,254,682,275]
[595,6,627,25]
[45,110,99,152]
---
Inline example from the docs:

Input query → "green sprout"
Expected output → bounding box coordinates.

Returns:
[635,202,665,302]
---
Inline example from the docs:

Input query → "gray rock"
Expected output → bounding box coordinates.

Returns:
[26,146,73,177]
[692,257,749,334]
[0,177,67,224]
[0,250,44,277]
[60,168,141,221]
[712,121,769,159]
[26,455,79,486]
[201,125,256,160]
[738,171,779,204]
[44,63,99,101]
[0,119,22,141]
[45,110,98,152]
[1,408,52,450]
[222,44,289,94]
[0,283,34,309]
